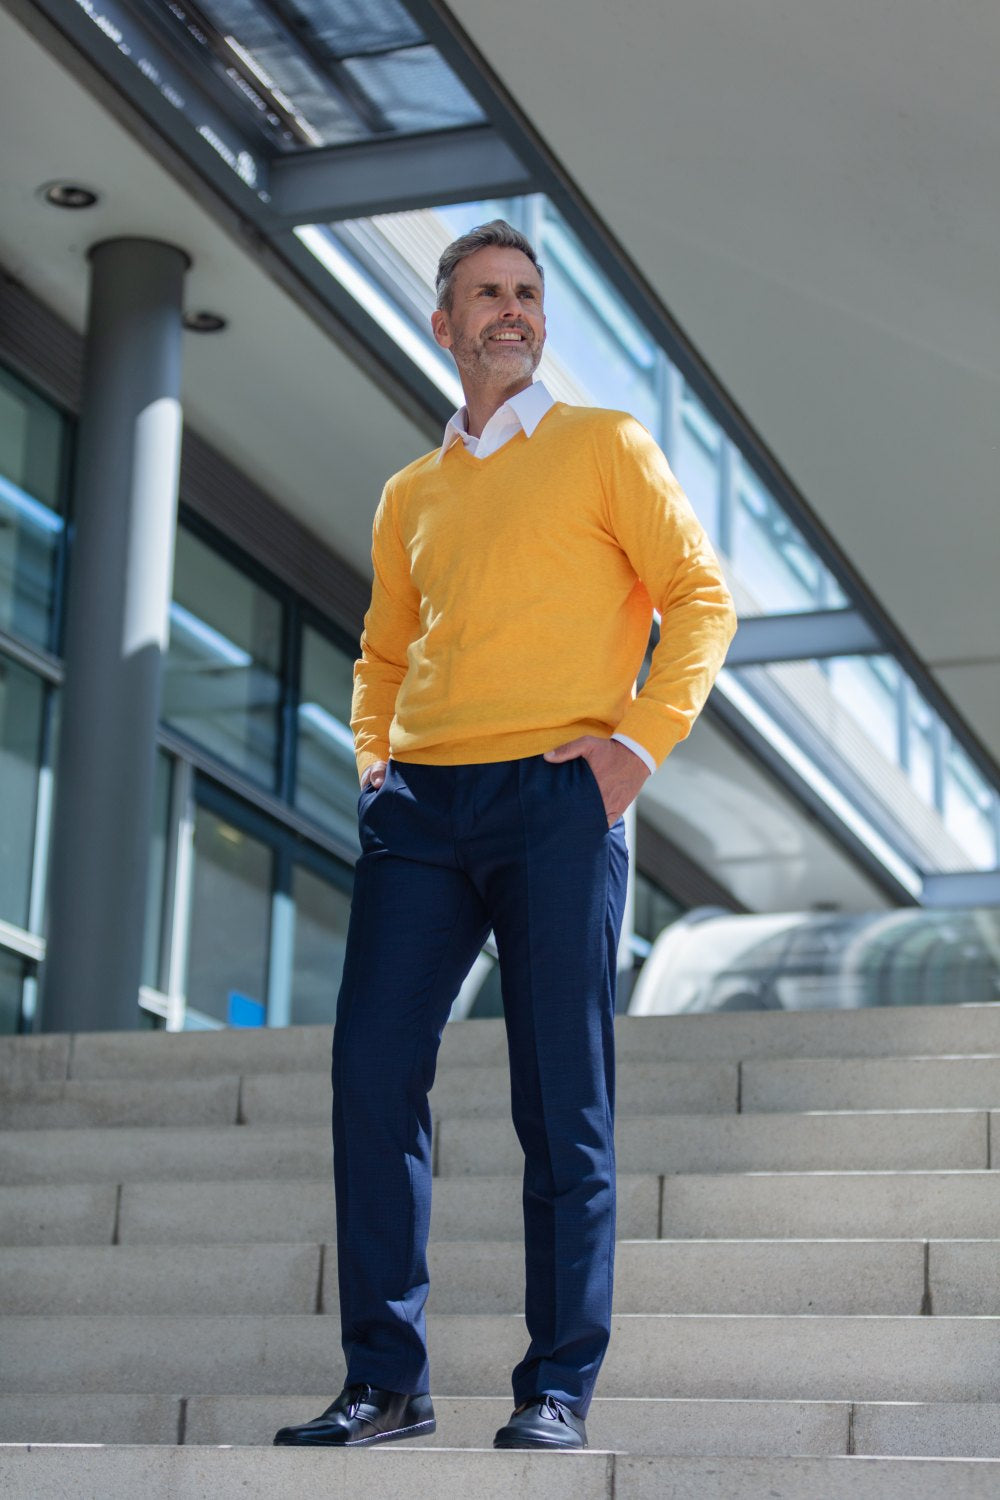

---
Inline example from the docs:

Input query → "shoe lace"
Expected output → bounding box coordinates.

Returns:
[344,1383,373,1418]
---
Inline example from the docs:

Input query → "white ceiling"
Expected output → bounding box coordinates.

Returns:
[0,2,985,912]
[450,0,1000,763]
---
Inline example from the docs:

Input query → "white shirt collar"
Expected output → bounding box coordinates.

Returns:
[437,380,555,462]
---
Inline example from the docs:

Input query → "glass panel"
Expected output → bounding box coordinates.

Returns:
[0,948,25,1035]
[295,624,359,843]
[0,654,45,929]
[944,742,998,869]
[186,804,272,1026]
[732,455,847,614]
[733,654,999,872]
[164,526,283,788]
[632,871,683,947]
[148,0,483,148]
[672,397,721,541]
[342,48,485,135]
[141,751,173,991]
[0,365,66,651]
[289,863,351,1025]
[286,0,424,55]
[633,908,1000,1015]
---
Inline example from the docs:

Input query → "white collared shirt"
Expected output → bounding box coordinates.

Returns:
[435,380,656,778]
[438,379,555,462]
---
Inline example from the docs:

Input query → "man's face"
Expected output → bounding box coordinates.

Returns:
[431,245,546,390]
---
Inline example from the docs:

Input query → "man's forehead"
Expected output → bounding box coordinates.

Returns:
[455,245,541,288]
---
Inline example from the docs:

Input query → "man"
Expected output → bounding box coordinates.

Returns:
[274,220,736,1452]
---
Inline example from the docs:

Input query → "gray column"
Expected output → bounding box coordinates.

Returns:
[40,239,189,1033]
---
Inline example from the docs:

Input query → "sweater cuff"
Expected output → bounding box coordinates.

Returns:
[356,748,388,785]
[613,699,690,770]
[610,732,657,776]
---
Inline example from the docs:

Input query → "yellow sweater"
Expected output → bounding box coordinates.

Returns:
[351,402,737,779]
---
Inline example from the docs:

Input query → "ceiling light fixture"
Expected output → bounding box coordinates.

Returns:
[183,311,227,334]
[39,182,99,210]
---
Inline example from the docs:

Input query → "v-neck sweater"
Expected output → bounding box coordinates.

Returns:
[351,401,737,779]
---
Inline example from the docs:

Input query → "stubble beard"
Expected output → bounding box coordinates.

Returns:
[452,324,542,391]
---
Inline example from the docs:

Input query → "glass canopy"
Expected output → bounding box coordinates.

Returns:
[141,0,485,149]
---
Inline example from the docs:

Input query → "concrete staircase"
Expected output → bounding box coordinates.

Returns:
[4,1003,1000,1497]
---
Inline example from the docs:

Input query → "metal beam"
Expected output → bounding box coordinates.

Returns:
[267,127,534,226]
[920,869,1000,909]
[726,609,882,667]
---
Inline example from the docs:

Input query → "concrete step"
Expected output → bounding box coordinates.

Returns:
[7,1005,1000,1087]
[745,1056,1000,1111]
[0,1126,335,1187]
[110,1174,658,1246]
[2,1107,987,1190]
[441,1109,989,1176]
[5,1313,1000,1402]
[661,1171,1000,1239]
[9,1446,1000,1500]
[0,1238,948,1317]
[0,1392,845,1452]
[0,1183,119,1247]
[5,1394,1000,1459]
[9,1170,1000,1249]
[0,1076,241,1131]
[0,1062,739,1130]
[240,1061,739,1125]
[182,1395,1000,1458]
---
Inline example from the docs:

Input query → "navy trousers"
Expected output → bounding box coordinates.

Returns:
[331,751,629,1416]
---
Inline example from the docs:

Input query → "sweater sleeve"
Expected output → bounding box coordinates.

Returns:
[350,482,422,782]
[601,416,738,768]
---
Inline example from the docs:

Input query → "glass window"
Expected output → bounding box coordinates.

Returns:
[185,804,273,1027]
[732,654,999,872]
[164,526,284,788]
[673,396,721,541]
[289,863,351,1025]
[0,365,67,651]
[0,948,26,1035]
[141,751,173,992]
[633,871,683,947]
[0,654,46,930]
[295,624,359,843]
[944,742,998,869]
[732,456,846,615]
[152,0,484,150]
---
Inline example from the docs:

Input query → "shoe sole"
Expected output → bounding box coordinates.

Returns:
[347,1418,437,1448]
[275,1418,436,1448]
[493,1434,585,1451]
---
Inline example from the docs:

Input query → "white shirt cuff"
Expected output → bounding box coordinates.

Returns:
[611,732,656,776]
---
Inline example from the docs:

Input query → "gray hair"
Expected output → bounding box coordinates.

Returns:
[435,219,544,313]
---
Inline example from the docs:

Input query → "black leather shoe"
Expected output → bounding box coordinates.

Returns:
[273,1384,435,1447]
[493,1394,588,1450]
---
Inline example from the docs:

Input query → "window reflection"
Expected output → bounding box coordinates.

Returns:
[186,805,272,1027]
[290,863,351,1025]
[0,655,45,930]
[164,526,283,788]
[0,366,67,652]
[295,623,359,844]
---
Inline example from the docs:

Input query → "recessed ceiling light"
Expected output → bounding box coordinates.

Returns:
[39,182,99,210]
[183,311,227,334]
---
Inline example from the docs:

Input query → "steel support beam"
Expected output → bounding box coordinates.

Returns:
[40,238,189,1033]
[726,609,882,667]
[267,127,534,226]
[920,869,1000,909]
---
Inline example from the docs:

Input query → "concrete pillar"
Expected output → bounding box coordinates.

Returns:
[40,239,189,1032]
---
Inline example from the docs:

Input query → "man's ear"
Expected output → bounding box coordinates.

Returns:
[430,308,452,351]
